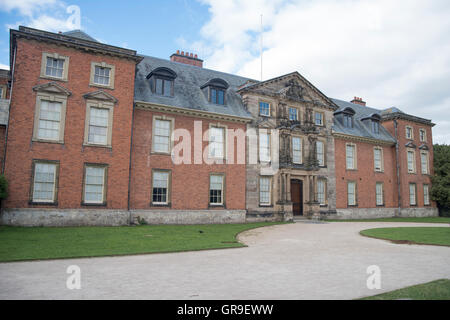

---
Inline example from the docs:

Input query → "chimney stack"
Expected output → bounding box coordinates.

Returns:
[170,50,203,68]
[351,96,366,106]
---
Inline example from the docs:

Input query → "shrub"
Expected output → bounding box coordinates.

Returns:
[0,174,7,200]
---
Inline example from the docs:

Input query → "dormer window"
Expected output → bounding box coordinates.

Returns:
[201,78,229,106]
[372,121,380,134]
[147,67,177,98]
[343,114,353,128]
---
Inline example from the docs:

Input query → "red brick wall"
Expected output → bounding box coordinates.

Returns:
[3,38,136,209]
[335,138,398,209]
[0,77,9,99]
[382,119,435,208]
[130,109,246,210]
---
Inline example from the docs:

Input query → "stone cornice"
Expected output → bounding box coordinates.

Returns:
[333,132,395,146]
[134,101,253,124]
[381,112,435,127]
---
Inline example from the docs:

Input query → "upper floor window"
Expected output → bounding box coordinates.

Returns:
[346,144,356,170]
[406,126,413,140]
[41,52,69,81]
[259,102,270,117]
[152,117,174,154]
[259,132,271,162]
[147,67,177,98]
[374,147,383,172]
[316,141,325,166]
[90,62,115,89]
[315,112,324,126]
[407,150,415,173]
[289,107,298,121]
[87,107,109,145]
[37,100,62,141]
[419,129,426,142]
[420,151,429,174]
[210,87,225,105]
[209,126,225,159]
[292,137,302,164]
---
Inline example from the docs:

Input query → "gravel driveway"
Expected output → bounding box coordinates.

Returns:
[0,222,449,300]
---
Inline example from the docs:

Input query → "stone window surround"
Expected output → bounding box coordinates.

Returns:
[0,84,6,99]
[289,106,299,121]
[209,172,225,207]
[375,181,385,206]
[316,138,327,167]
[409,183,417,206]
[208,122,228,162]
[314,111,325,126]
[347,180,358,207]
[32,92,67,144]
[423,184,430,206]
[257,128,271,163]
[407,148,416,174]
[405,125,414,140]
[373,146,384,172]
[317,178,327,206]
[291,135,303,165]
[40,52,70,82]
[82,163,108,206]
[29,159,60,205]
[345,142,357,170]
[419,128,427,142]
[259,175,273,207]
[151,115,175,155]
[150,169,172,207]
[90,61,115,90]
[258,99,272,117]
[83,99,114,148]
[420,150,429,175]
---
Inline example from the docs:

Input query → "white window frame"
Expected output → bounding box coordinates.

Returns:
[33,92,67,144]
[409,183,417,206]
[376,182,384,206]
[84,100,114,147]
[259,101,270,117]
[315,112,324,126]
[317,179,326,206]
[374,147,383,172]
[423,184,430,206]
[151,170,171,205]
[346,143,356,170]
[31,161,58,203]
[347,181,357,206]
[420,151,429,175]
[292,136,302,164]
[259,176,272,206]
[407,150,416,173]
[208,124,226,160]
[83,164,107,205]
[419,128,427,142]
[316,140,325,167]
[209,174,225,206]
[90,62,115,89]
[406,126,413,140]
[40,52,69,81]
[259,131,271,162]
[151,116,174,155]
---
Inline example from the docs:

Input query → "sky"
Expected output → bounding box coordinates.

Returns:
[0,0,449,144]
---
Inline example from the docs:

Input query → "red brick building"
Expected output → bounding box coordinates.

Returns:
[0,27,438,226]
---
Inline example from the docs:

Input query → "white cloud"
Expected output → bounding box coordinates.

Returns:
[0,0,81,32]
[0,63,9,70]
[194,0,450,144]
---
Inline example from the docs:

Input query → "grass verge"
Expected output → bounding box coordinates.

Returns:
[0,222,285,262]
[326,217,450,223]
[361,279,450,300]
[360,227,450,246]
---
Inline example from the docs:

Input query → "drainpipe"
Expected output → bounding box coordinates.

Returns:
[394,119,401,217]
[2,46,16,175]
[127,102,135,226]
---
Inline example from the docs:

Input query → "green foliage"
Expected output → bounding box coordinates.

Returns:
[0,174,8,200]
[431,144,450,214]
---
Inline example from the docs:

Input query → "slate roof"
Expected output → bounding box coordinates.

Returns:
[331,98,396,143]
[62,30,98,42]
[134,55,254,120]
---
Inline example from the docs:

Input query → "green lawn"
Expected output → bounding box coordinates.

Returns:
[0,222,284,262]
[327,217,450,223]
[360,227,450,246]
[361,279,450,300]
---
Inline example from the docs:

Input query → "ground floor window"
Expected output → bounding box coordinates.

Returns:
[259,177,271,205]
[409,183,417,206]
[84,165,107,204]
[423,184,430,206]
[376,182,384,206]
[317,179,326,205]
[347,181,356,206]
[32,161,58,203]
[152,170,170,205]
[210,174,224,205]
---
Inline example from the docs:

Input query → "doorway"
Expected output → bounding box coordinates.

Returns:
[291,180,303,216]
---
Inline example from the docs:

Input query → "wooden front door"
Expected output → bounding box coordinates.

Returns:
[291,180,303,216]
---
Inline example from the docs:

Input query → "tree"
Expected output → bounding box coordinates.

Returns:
[431,144,450,216]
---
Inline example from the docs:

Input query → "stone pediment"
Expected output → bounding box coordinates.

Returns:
[32,82,71,96]
[83,90,118,103]
[255,117,277,129]
[419,144,429,150]
[405,141,417,149]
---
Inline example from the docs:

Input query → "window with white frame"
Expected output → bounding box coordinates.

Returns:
[259,132,270,162]
[347,181,356,206]
[210,175,224,205]
[84,165,106,204]
[409,183,417,205]
[374,147,383,172]
[419,129,426,142]
[346,144,356,170]
[317,179,326,205]
[45,57,64,78]
[421,152,429,174]
[37,100,62,141]
[153,119,171,153]
[424,184,430,205]
[376,182,384,206]
[316,141,325,166]
[259,102,270,117]
[88,107,109,145]
[406,126,413,139]
[315,112,324,126]
[0,86,4,99]
[407,150,415,173]
[292,137,302,164]
[152,171,169,204]
[259,177,271,206]
[94,66,111,86]
[209,127,225,159]
[289,107,298,121]
[32,162,57,203]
